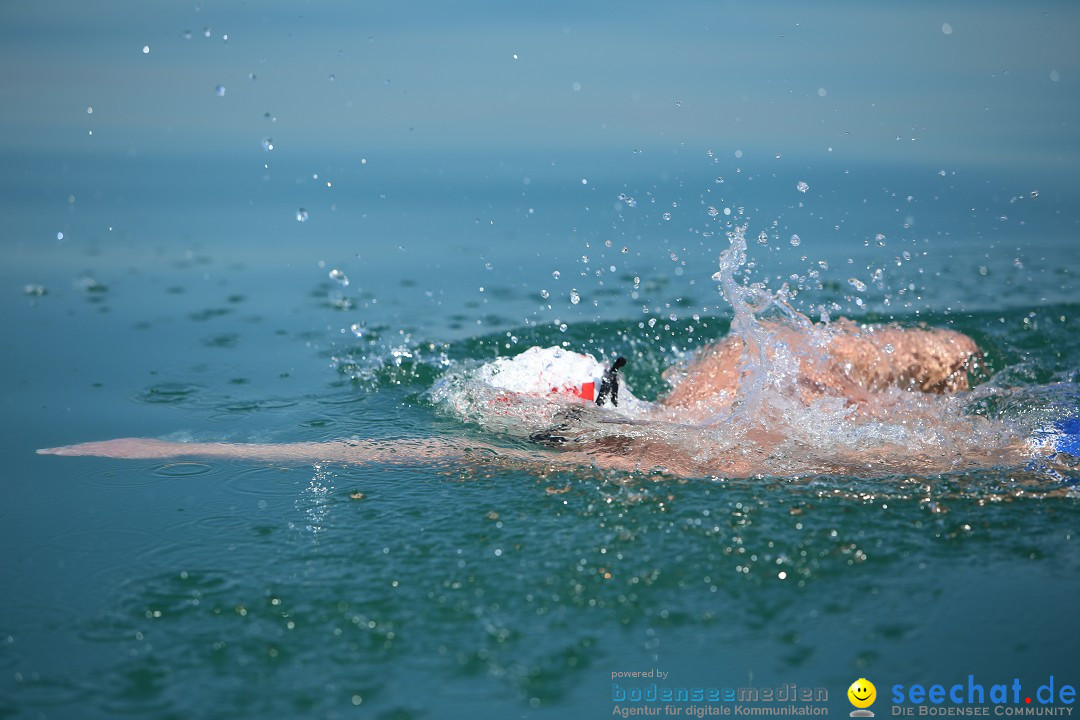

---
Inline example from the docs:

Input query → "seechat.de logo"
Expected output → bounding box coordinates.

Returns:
[849,678,877,717]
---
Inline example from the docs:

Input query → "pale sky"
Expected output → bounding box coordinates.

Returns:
[1,1,1076,172]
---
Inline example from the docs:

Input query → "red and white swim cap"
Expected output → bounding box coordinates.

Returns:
[478,346,604,402]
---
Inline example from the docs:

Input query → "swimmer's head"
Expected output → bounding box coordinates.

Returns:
[476,346,640,410]
[479,346,603,403]
[429,346,648,439]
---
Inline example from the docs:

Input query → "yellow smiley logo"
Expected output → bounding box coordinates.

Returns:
[848,678,877,709]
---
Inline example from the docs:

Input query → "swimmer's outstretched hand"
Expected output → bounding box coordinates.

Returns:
[38,438,189,459]
[37,438,356,461]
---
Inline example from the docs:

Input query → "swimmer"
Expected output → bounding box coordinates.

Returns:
[37,223,1079,479]
[39,316,1068,478]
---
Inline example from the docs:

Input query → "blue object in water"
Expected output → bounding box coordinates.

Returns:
[1053,417,1080,456]
[1032,418,1080,457]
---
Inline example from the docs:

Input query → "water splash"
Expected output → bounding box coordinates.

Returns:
[359,225,1050,480]
[691,226,1025,476]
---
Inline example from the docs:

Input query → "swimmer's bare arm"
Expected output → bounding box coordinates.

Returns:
[36,436,751,477]
[36,437,539,465]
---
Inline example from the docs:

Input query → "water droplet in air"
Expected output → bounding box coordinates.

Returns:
[570,290,581,305]
[261,138,274,151]
[24,284,47,296]
[329,269,349,286]
[142,45,150,54]
[540,289,549,299]
[796,180,809,193]
[215,85,226,97]
[662,212,671,221]
[328,74,336,82]
[790,234,801,247]
[715,176,724,184]
[707,206,719,217]
[848,278,867,292]
[350,323,365,338]
[1030,190,1039,198]
[758,231,769,245]
[941,22,953,35]
[296,208,309,222]
[552,271,561,280]
[182,30,192,40]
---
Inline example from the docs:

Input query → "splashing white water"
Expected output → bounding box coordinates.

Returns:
[430,225,1024,477]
